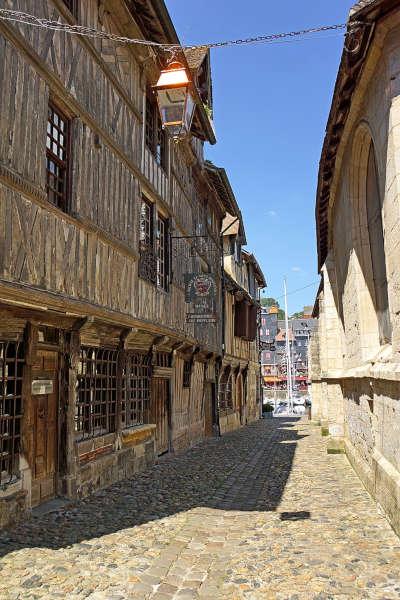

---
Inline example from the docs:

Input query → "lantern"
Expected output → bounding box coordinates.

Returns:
[153,62,196,139]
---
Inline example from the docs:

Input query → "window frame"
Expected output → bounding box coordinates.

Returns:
[46,102,71,214]
[145,93,168,170]
[139,197,157,285]
[0,341,24,486]
[75,347,118,440]
[121,352,152,430]
[156,213,169,292]
[183,360,191,388]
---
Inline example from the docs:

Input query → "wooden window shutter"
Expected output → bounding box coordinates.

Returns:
[234,300,247,338]
[246,304,258,341]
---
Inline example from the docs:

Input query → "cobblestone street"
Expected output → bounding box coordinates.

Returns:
[1,418,400,599]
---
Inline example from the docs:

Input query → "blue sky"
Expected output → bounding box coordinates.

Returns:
[165,0,354,313]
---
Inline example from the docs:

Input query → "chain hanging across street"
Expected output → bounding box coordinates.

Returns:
[0,9,364,53]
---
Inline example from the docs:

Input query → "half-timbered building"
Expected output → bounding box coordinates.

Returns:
[0,0,234,527]
[206,162,266,434]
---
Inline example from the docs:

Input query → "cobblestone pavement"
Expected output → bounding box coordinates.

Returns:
[1,418,400,599]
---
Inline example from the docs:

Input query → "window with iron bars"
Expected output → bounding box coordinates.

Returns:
[139,198,157,284]
[76,347,118,439]
[139,199,170,292]
[183,360,191,388]
[0,341,24,486]
[145,94,167,169]
[155,352,172,368]
[156,214,169,291]
[218,368,233,413]
[46,103,71,213]
[121,353,152,429]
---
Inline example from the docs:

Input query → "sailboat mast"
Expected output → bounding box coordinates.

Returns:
[284,278,293,413]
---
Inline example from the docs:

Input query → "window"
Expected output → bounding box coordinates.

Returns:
[146,94,167,168]
[0,341,24,485]
[234,240,242,264]
[366,144,391,344]
[76,347,118,439]
[139,198,157,284]
[140,198,154,250]
[156,214,169,291]
[155,352,172,368]
[121,353,151,429]
[218,368,233,413]
[183,360,191,388]
[46,104,70,213]
[139,200,170,291]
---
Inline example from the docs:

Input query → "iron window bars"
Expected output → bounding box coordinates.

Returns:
[46,104,70,213]
[183,360,191,388]
[121,352,152,429]
[76,347,118,439]
[139,198,157,284]
[155,352,172,368]
[139,199,170,291]
[156,215,169,291]
[76,348,154,439]
[0,341,24,486]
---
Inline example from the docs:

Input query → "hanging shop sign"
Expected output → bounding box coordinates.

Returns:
[184,273,217,323]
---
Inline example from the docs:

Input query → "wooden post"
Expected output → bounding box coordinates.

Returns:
[62,330,80,499]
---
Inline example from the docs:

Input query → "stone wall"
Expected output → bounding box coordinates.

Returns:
[312,14,400,535]
[75,426,156,499]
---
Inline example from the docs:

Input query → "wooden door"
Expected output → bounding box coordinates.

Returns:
[204,383,213,437]
[31,350,58,507]
[237,374,244,425]
[151,378,170,455]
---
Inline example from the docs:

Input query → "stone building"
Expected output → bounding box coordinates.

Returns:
[0,1,263,527]
[311,0,400,535]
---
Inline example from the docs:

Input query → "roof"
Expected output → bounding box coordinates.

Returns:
[224,272,254,303]
[205,161,247,244]
[183,47,209,75]
[242,250,267,288]
[315,0,397,270]
[350,0,380,14]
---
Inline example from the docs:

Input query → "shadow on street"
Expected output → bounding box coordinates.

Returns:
[0,418,307,557]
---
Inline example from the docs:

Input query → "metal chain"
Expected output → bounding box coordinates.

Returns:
[188,24,348,50]
[0,9,361,52]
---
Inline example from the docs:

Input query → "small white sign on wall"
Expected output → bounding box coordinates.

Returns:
[32,380,53,395]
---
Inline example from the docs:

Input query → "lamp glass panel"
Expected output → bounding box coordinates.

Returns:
[184,92,196,130]
[157,87,187,126]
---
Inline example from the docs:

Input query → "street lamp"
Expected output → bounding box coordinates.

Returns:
[153,62,196,140]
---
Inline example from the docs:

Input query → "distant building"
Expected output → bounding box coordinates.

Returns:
[260,307,316,392]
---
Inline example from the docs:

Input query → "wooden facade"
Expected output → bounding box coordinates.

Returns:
[206,163,266,434]
[0,0,225,528]
[0,0,265,528]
